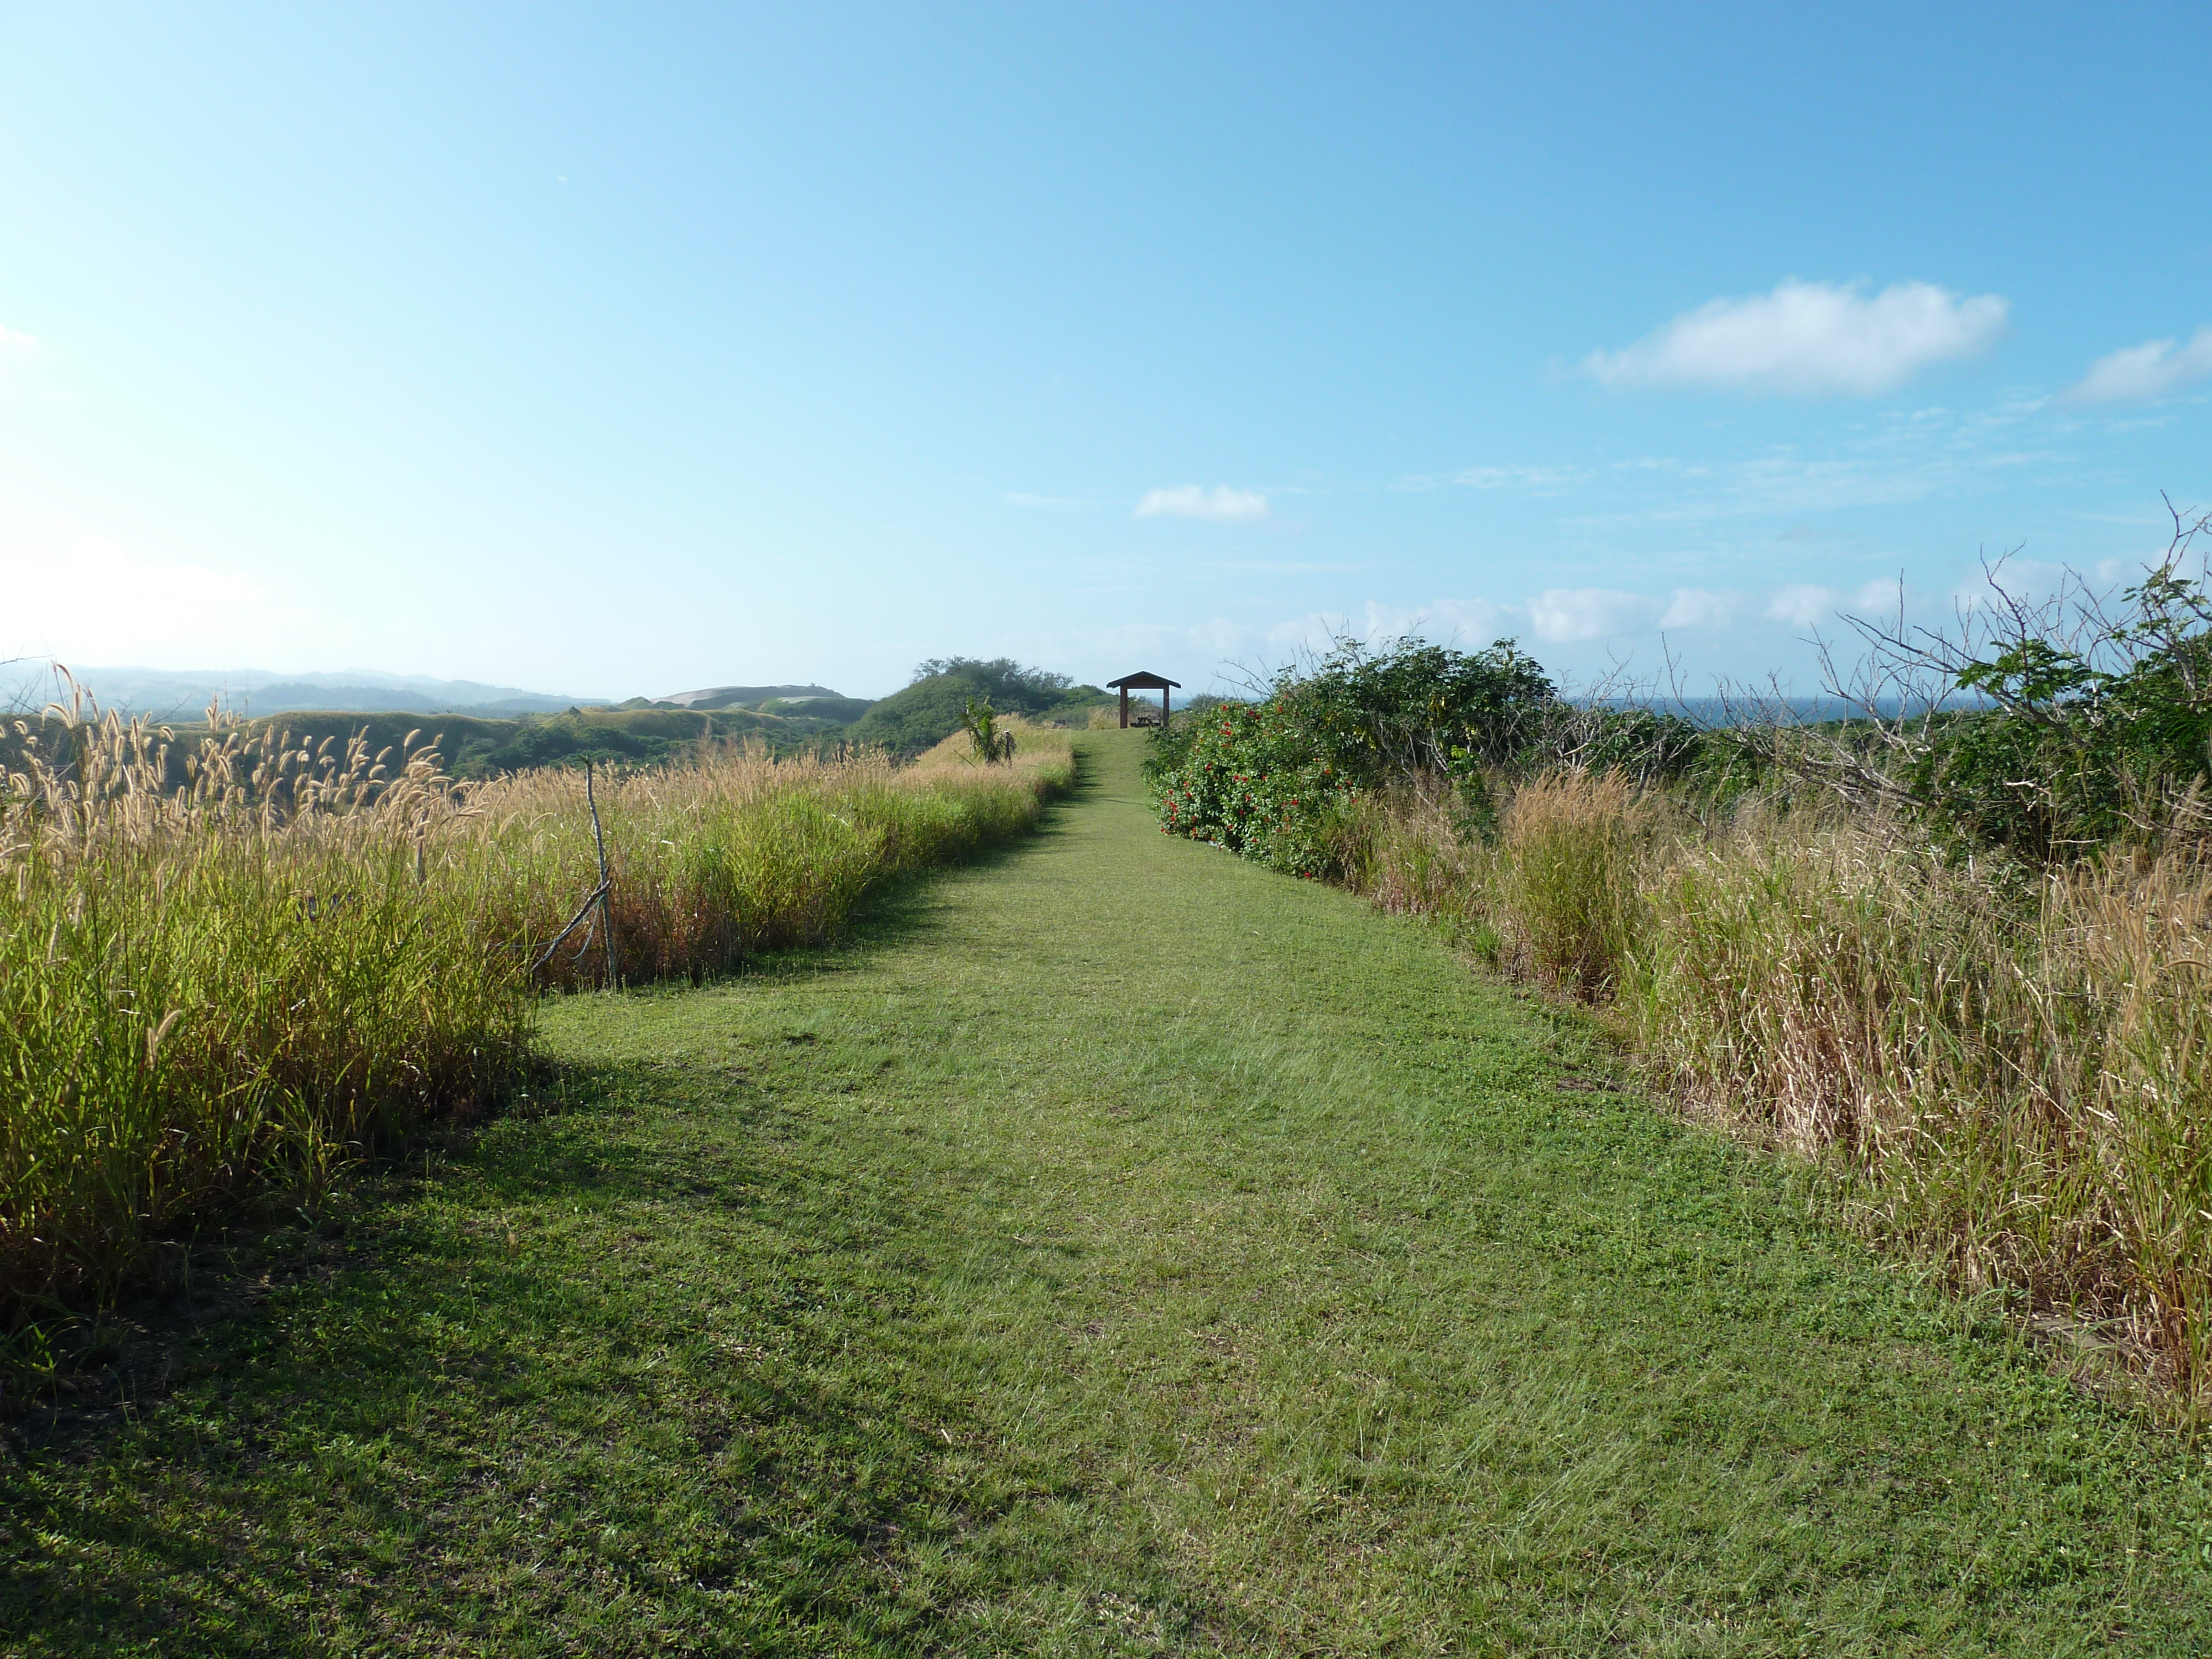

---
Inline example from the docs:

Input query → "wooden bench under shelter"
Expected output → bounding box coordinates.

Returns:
[1108,671,1180,729]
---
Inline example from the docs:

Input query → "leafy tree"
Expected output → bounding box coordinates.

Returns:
[909,658,1076,706]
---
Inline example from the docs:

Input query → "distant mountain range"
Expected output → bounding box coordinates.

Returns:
[2,664,609,719]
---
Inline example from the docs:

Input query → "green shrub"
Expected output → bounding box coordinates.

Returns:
[1147,637,1559,874]
[1149,700,1356,875]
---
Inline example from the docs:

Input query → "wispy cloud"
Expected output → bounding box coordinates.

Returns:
[1003,492,1099,511]
[0,509,291,664]
[1564,399,2067,529]
[1527,588,1664,643]
[0,323,40,378]
[1390,464,1589,494]
[1212,560,1366,576]
[2063,326,2212,404]
[1583,279,2010,397]
[1453,465,1585,491]
[1039,573,1927,690]
[1135,484,1270,522]
[1764,583,1838,628]
[1256,584,1785,654]
[1657,588,1743,629]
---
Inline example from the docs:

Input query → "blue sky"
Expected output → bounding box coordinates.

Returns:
[3,3,2208,701]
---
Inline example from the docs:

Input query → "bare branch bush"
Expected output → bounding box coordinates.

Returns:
[1696,496,2212,858]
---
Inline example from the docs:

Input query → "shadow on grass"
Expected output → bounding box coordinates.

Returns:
[0,1055,1074,1653]
[701,780,1090,989]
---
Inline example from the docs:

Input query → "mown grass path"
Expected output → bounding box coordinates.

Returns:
[9,732,2212,1655]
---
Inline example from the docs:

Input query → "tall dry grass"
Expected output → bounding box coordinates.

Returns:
[476,727,1071,988]
[1,692,1069,1320]
[1348,769,2212,1416]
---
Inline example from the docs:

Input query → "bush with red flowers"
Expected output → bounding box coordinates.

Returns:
[1149,699,1355,875]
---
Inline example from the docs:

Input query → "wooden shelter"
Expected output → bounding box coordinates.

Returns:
[1107,671,1180,729]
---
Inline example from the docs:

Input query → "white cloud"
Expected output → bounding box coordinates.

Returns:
[1528,588,1663,643]
[1391,464,1593,494]
[1948,555,2142,615]
[2063,326,2212,404]
[1134,484,1270,522]
[1566,406,2063,531]
[1522,587,1743,643]
[1657,588,1742,629]
[1583,279,2010,397]
[1256,598,1511,658]
[1764,584,1839,627]
[1419,597,1510,640]
[1850,577,1906,614]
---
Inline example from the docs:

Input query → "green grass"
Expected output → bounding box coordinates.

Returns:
[6,732,2211,1654]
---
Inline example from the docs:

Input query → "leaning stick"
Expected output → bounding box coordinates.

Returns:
[586,758,619,989]
[530,879,611,977]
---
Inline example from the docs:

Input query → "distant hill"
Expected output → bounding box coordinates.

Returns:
[2,664,603,719]
[656,684,844,710]
[0,706,801,784]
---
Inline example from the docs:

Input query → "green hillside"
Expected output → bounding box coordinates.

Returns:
[847,657,1110,753]
[758,695,875,724]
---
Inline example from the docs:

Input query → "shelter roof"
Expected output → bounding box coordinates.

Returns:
[1106,671,1181,690]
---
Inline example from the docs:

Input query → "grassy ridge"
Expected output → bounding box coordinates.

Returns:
[8,731,2209,1653]
[0,708,1068,1327]
[0,706,803,782]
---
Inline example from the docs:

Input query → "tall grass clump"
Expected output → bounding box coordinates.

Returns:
[1,696,530,1316]
[1627,819,2212,1407]
[1489,770,1653,996]
[1343,773,2212,1413]
[2,686,1071,1324]
[472,725,1071,988]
